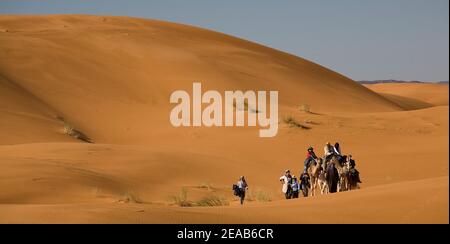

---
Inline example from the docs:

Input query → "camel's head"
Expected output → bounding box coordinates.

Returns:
[316,158,323,164]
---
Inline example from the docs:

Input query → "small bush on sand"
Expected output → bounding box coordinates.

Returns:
[283,115,311,129]
[233,100,259,113]
[62,123,93,143]
[170,187,192,207]
[248,189,272,202]
[299,104,311,113]
[198,182,213,190]
[304,119,319,125]
[195,195,229,207]
[120,191,143,204]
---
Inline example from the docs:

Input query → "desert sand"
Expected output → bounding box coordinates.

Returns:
[0,15,448,223]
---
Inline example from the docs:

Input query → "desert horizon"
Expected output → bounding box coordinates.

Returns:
[0,12,448,225]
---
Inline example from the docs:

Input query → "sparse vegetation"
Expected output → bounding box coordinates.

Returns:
[283,115,311,129]
[170,187,192,207]
[299,104,311,113]
[198,182,213,190]
[195,195,229,207]
[233,100,259,113]
[304,119,319,125]
[62,124,93,143]
[120,191,143,204]
[57,116,93,143]
[169,187,229,207]
[248,188,272,202]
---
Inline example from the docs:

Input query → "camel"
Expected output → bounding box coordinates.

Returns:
[325,161,340,193]
[306,158,326,196]
[329,155,348,192]
[317,169,329,194]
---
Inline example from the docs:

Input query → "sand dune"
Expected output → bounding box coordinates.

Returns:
[1,176,446,224]
[366,83,449,110]
[0,15,403,144]
[0,15,448,223]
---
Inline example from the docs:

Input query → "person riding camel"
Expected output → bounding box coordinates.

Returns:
[304,146,318,172]
[334,142,342,156]
[347,155,362,183]
[334,142,345,164]
[324,142,335,164]
[279,170,293,199]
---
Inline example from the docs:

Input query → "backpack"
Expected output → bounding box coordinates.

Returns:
[291,182,299,192]
[232,184,240,196]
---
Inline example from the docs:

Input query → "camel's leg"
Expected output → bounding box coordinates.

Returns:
[320,180,325,195]
[311,177,315,197]
[337,177,341,192]
[314,178,318,196]
[341,176,347,192]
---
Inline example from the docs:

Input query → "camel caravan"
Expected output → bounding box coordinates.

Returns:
[279,142,362,199]
[233,142,362,204]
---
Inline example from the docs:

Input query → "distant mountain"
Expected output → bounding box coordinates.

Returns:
[358,80,447,84]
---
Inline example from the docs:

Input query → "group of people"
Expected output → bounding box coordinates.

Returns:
[279,169,311,199]
[279,142,361,198]
[304,142,344,172]
[233,142,362,205]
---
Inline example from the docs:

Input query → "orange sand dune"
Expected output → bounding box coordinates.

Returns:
[0,15,448,224]
[0,15,402,144]
[0,176,446,224]
[366,83,449,110]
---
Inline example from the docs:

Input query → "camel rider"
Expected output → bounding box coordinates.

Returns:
[347,155,362,183]
[334,142,342,156]
[324,142,335,164]
[334,142,344,164]
[304,146,318,171]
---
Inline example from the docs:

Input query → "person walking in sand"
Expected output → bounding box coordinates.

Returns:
[299,171,311,197]
[279,170,293,199]
[347,155,362,183]
[237,176,248,205]
[291,176,300,199]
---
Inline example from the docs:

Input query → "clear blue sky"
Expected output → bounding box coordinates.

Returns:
[1,0,448,81]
